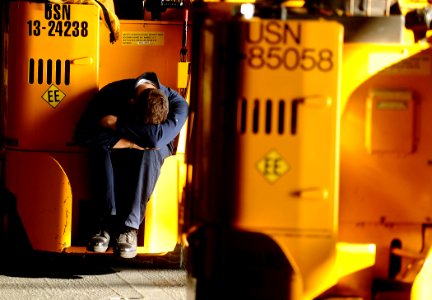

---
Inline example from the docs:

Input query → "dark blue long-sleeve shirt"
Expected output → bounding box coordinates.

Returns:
[74,72,188,155]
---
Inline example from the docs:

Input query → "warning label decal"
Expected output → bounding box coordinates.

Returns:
[42,84,66,108]
[122,31,164,46]
[256,150,290,183]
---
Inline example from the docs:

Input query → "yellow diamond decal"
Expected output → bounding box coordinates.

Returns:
[257,150,290,183]
[42,84,66,108]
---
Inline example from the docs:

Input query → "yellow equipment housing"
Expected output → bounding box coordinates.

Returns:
[4,1,190,257]
[184,4,375,299]
[2,0,432,299]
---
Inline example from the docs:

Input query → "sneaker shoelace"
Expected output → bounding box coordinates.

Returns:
[118,229,137,244]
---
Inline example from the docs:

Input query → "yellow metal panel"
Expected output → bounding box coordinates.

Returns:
[178,61,190,89]
[6,2,100,151]
[99,21,192,89]
[411,247,432,300]
[232,19,343,299]
[234,19,341,230]
[142,155,181,253]
[5,151,72,252]
[340,43,428,116]
[98,21,191,254]
[336,242,376,278]
[340,46,432,224]
[365,89,415,154]
[339,43,432,283]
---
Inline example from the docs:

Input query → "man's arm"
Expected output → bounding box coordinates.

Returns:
[99,115,151,150]
[74,79,135,150]
[113,138,147,150]
[74,105,121,150]
[100,115,118,130]
[115,85,188,149]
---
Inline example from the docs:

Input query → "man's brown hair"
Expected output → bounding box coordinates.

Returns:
[134,88,169,124]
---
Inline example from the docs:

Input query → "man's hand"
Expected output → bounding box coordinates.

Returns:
[101,115,159,150]
[113,138,156,150]
[100,115,118,130]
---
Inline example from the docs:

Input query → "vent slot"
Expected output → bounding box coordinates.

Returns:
[265,100,272,134]
[55,59,62,84]
[239,98,287,135]
[47,59,53,84]
[29,59,35,84]
[28,58,71,85]
[37,59,43,84]
[65,60,71,85]
[278,100,285,134]
[252,100,259,133]
[240,98,247,133]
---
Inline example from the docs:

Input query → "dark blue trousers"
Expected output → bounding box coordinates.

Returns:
[91,147,168,230]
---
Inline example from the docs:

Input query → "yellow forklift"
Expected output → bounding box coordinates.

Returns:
[183,0,432,299]
[1,0,191,264]
[1,0,432,299]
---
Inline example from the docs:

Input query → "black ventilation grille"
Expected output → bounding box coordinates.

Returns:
[28,58,71,85]
[239,98,287,135]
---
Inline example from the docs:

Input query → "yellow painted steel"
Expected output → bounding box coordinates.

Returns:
[411,246,432,300]
[234,19,341,232]
[5,2,99,252]
[6,2,100,151]
[48,0,121,43]
[143,155,182,253]
[142,63,190,254]
[338,34,432,297]
[99,20,191,254]
[98,20,192,89]
[340,43,429,116]
[5,151,72,252]
[335,242,376,279]
[229,18,375,299]
[365,89,415,154]
[5,2,189,254]
[178,61,190,89]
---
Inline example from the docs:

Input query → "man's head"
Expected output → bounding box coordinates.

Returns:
[135,78,158,95]
[133,85,169,124]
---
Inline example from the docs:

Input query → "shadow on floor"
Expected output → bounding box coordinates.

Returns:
[0,181,184,280]
[0,252,117,279]
[0,249,184,279]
